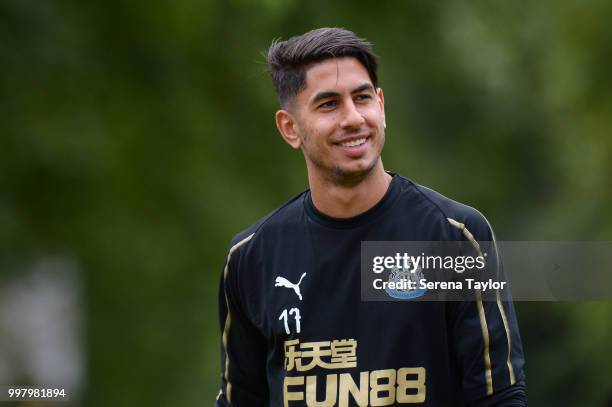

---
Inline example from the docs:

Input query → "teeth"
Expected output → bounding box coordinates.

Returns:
[340,138,366,147]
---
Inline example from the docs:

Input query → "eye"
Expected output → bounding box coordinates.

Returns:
[318,100,337,109]
[355,94,372,102]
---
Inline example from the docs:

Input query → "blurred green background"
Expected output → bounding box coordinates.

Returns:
[1,0,611,406]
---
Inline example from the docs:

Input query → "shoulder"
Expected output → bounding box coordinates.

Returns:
[226,190,308,259]
[222,191,307,316]
[395,174,495,241]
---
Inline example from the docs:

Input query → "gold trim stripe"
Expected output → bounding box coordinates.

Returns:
[475,289,493,395]
[447,218,494,396]
[483,219,516,386]
[496,290,516,384]
[447,218,482,255]
[222,232,255,404]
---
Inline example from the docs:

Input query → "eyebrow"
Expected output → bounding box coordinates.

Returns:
[310,83,375,105]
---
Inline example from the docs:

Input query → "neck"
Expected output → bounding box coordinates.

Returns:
[308,161,392,218]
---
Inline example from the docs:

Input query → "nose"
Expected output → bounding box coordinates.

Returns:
[340,99,365,129]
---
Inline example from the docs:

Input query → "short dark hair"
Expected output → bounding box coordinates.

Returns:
[266,27,379,108]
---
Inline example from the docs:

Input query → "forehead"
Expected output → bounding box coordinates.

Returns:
[300,57,372,98]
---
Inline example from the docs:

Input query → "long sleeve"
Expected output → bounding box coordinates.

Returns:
[447,212,526,405]
[216,234,268,406]
[471,382,527,406]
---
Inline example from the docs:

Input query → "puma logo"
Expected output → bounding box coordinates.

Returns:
[274,273,307,301]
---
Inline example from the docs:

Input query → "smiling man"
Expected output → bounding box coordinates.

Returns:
[217,28,526,406]
[275,55,390,218]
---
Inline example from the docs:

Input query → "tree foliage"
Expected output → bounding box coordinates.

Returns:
[1,0,611,405]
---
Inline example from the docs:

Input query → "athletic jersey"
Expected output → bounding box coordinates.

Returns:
[216,173,526,406]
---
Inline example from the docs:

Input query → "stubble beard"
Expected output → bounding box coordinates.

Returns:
[301,128,385,188]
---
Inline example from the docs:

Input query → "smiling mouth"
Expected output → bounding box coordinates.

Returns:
[338,137,368,148]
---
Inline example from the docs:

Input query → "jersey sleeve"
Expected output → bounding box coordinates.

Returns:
[446,211,526,405]
[216,234,268,407]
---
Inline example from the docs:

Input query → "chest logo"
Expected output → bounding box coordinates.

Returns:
[275,272,307,300]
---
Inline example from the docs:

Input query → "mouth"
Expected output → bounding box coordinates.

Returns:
[338,137,368,148]
[334,134,371,158]
[335,134,371,147]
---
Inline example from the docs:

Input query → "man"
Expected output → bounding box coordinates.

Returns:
[217,27,526,406]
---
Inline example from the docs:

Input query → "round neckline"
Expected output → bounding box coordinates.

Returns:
[303,172,401,229]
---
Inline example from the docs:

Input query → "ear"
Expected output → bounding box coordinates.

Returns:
[377,87,386,129]
[275,109,302,149]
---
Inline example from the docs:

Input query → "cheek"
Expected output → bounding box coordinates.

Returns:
[305,121,335,143]
[362,107,383,124]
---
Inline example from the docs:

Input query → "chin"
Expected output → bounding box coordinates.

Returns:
[332,159,379,185]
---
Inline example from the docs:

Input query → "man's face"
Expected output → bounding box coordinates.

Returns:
[284,57,386,185]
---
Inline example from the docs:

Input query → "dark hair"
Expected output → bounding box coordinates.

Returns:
[266,27,379,108]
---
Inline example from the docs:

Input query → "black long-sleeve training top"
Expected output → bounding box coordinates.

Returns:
[217,173,526,406]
